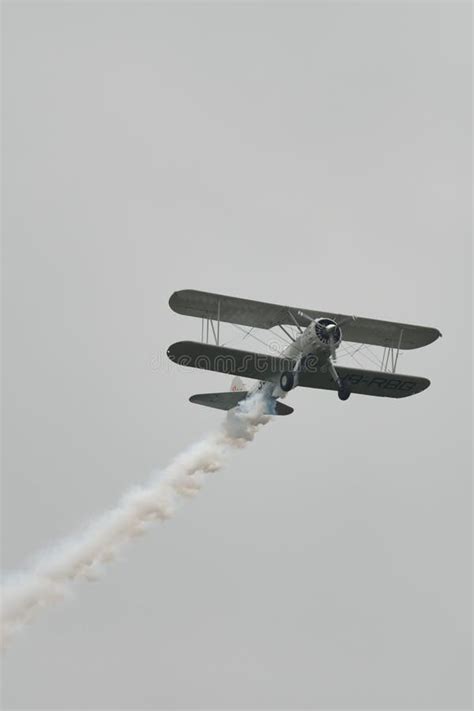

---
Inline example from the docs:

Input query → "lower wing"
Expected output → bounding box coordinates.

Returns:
[167,342,430,399]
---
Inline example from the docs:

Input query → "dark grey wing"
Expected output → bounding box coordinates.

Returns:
[169,290,288,329]
[167,341,294,381]
[293,311,441,350]
[169,290,441,349]
[299,366,430,398]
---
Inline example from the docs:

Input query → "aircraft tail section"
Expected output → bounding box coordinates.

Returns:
[189,392,293,415]
[230,376,246,392]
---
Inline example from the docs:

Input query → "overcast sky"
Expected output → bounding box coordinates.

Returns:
[2,2,471,709]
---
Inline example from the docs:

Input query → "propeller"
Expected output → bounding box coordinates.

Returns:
[325,323,338,360]
[297,310,314,324]
[336,315,357,328]
[296,310,358,362]
[297,310,357,329]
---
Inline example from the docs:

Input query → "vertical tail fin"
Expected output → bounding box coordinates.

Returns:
[230,376,246,392]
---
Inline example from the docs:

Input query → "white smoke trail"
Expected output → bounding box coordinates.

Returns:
[1,393,272,649]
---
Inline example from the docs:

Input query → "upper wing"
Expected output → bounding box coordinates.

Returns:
[169,290,441,349]
[169,290,288,330]
[167,341,430,398]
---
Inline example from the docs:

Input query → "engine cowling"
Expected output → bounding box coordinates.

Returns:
[314,318,342,347]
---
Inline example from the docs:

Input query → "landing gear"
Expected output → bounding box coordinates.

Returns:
[327,357,351,401]
[280,371,295,392]
[338,382,351,401]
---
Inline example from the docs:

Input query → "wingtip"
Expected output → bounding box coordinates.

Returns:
[417,377,431,394]
[168,291,179,311]
[169,289,199,314]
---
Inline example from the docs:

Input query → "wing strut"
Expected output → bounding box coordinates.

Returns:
[200,299,222,346]
[381,328,404,373]
[393,329,404,372]
[287,309,303,333]
[279,324,296,342]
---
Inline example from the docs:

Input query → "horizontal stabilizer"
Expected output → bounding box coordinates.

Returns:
[272,401,294,416]
[189,392,294,415]
[190,391,247,411]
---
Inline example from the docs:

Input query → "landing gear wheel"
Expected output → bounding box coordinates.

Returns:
[280,371,295,392]
[338,382,351,401]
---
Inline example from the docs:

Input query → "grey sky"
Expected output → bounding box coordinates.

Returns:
[1,1,471,709]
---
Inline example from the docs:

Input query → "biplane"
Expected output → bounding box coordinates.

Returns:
[167,290,441,415]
